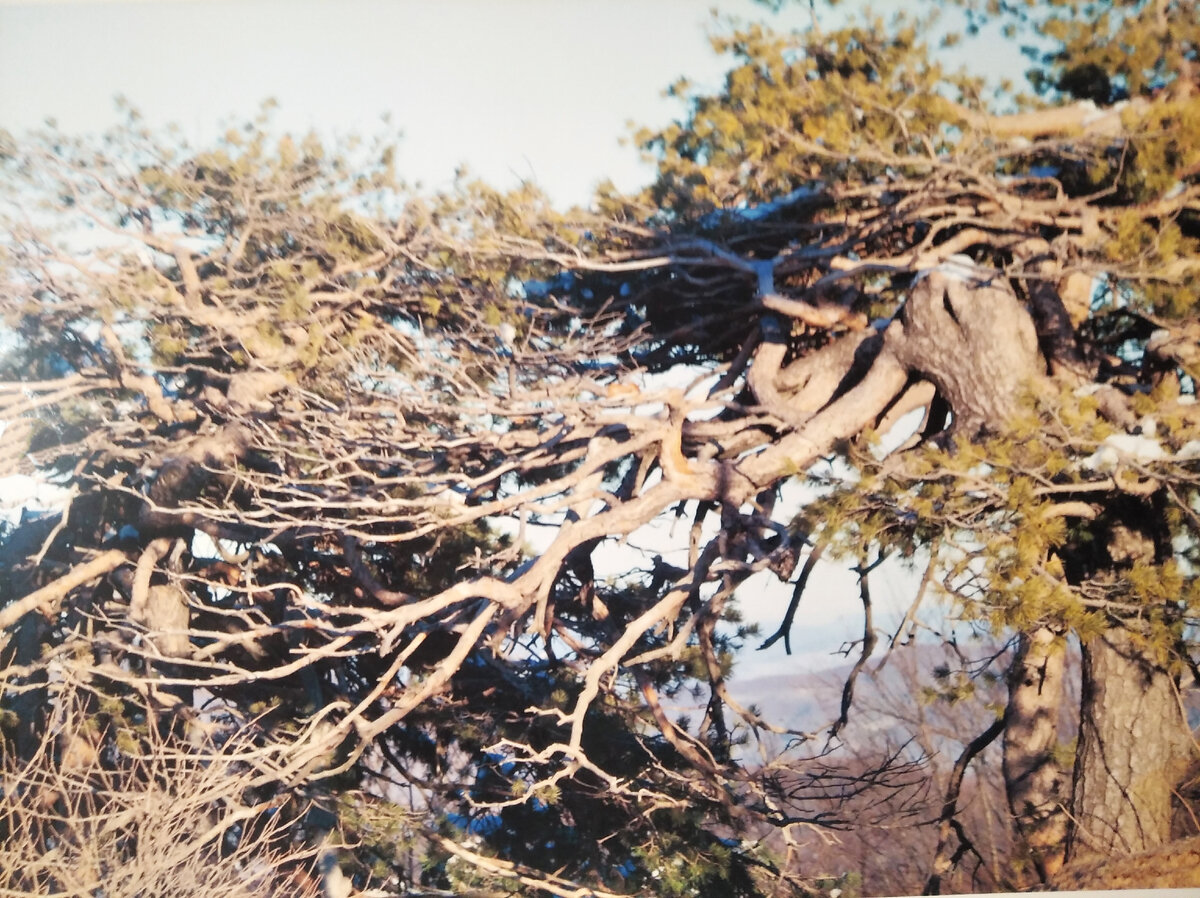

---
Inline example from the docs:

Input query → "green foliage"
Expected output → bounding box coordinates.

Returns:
[3,2,1200,894]
[638,13,976,216]
[800,372,1200,666]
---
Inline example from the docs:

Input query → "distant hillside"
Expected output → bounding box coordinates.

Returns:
[728,664,846,734]
[728,640,1023,743]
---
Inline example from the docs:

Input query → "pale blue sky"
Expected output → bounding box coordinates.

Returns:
[1,0,810,206]
[0,0,1024,208]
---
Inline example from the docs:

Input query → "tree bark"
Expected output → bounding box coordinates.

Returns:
[1068,627,1192,859]
[888,273,1041,434]
[1003,627,1070,880]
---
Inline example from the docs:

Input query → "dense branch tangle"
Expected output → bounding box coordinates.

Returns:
[2,69,1199,894]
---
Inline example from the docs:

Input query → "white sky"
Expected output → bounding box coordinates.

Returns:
[0,0,1024,208]
[1,0,816,207]
[0,0,1022,678]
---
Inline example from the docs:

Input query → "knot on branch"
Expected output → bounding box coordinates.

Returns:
[889,272,1041,435]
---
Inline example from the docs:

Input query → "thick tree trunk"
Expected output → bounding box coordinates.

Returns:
[1068,627,1192,859]
[888,271,1041,434]
[1003,626,1070,880]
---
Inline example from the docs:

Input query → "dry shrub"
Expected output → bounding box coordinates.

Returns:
[0,680,323,898]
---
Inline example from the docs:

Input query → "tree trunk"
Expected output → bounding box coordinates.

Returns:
[1068,627,1192,859]
[1003,626,1070,880]
[889,272,1041,435]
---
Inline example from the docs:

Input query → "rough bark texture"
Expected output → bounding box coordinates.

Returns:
[1003,627,1070,879]
[892,275,1078,878]
[1068,627,1192,859]
[889,274,1041,433]
[144,584,192,659]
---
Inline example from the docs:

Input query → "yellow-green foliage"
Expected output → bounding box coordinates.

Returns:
[802,381,1199,648]
[638,12,976,214]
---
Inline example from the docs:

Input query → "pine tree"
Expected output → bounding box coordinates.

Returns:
[1,2,1198,893]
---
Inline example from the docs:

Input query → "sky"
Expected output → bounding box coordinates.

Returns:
[1,0,813,207]
[0,0,1025,207]
[0,0,1024,679]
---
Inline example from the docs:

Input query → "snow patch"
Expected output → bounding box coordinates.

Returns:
[1082,431,1165,471]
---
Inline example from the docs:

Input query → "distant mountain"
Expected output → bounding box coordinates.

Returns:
[728,664,847,734]
[722,637,1084,783]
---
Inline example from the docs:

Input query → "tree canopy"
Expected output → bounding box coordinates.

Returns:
[1,1,1199,895]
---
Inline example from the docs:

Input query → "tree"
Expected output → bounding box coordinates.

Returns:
[614,1,1200,880]
[0,112,824,897]
[1,1,1199,894]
